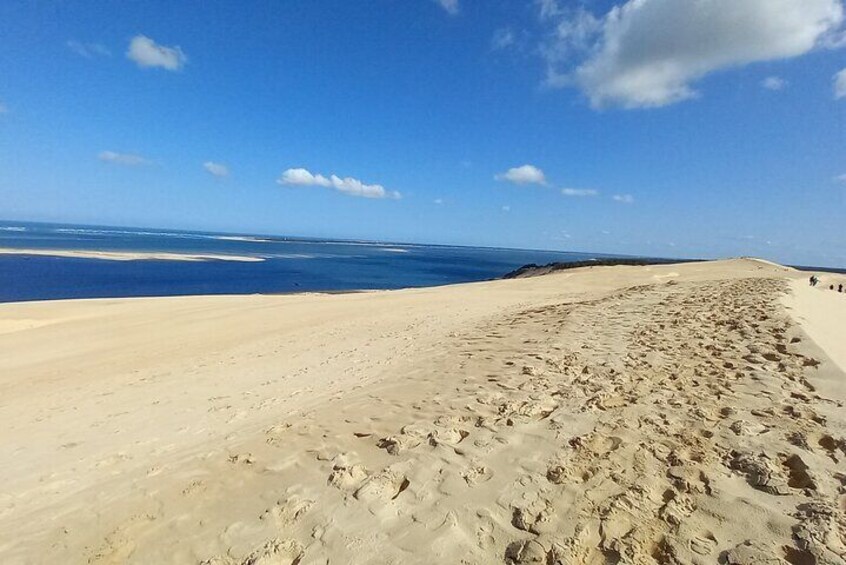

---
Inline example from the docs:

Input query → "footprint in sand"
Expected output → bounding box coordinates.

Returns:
[461,464,493,486]
[546,464,569,485]
[239,538,303,565]
[511,498,554,535]
[570,433,623,455]
[723,540,780,565]
[181,479,206,496]
[377,435,419,455]
[377,423,430,455]
[729,419,768,436]
[687,532,718,556]
[327,455,368,491]
[227,454,255,465]
[353,466,410,502]
[428,427,470,447]
[816,434,846,462]
[791,501,844,563]
[801,356,821,368]
[505,539,548,564]
[727,451,790,496]
[521,365,540,376]
[260,494,313,527]
[780,453,816,490]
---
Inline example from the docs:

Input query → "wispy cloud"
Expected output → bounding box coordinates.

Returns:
[277,167,401,199]
[835,68,846,99]
[835,173,846,183]
[203,161,229,178]
[434,198,444,205]
[613,194,635,204]
[491,28,516,51]
[501,205,511,212]
[561,187,599,197]
[127,35,187,71]
[98,151,150,166]
[433,0,459,15]
[539,0,845,109]
[761,76,788,90]
[495,164,547,185]
[67,40,111,58]
[538,0,564,21]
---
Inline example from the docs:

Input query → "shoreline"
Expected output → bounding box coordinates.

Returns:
[0,258,714,306]
[0,256,838,308]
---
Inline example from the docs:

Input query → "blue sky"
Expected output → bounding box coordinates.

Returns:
[0,0,844,267]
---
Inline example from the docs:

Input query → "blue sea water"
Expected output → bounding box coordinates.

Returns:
[0,221,626,303]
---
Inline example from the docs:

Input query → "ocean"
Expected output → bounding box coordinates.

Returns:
[0,221,626,303]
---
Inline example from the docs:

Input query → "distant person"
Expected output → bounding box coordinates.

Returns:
[830,285,835,290]
[809,275,818,287]
[839,284,843,293]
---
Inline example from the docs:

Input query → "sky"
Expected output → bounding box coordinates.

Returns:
[0,0,844,267]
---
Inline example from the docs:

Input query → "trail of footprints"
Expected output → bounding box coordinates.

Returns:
[189,278,844,564]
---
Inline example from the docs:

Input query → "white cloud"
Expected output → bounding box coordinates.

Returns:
[277,167,400,199]
[67,40,111,58]
[540,6,602,80]
[835,68,846,98]
[434,198,444,205]
[203,161,229,178]
[502,205,511,212]
[613,194,634,204]
[762,76,788,90]
[561,187,599,197]
[98,151,150,166]
[541,0,845,108]
[127,35,187,71]
[280,168,328,186]
[434,0,459,15]
[495,164,547,185]
[538,0,563,21]
[492,28,516,51]
[835,173,846,182]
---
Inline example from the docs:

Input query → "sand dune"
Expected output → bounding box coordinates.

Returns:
[0,259,844,564]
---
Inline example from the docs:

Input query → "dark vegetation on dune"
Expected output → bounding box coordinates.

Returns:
[502,257,696,279]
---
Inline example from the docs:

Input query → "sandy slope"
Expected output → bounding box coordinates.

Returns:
[0,259,844,564]
[785,278,846,373]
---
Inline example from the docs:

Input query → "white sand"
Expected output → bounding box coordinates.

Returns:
[0,248,264,262]
[0,259,844,564]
